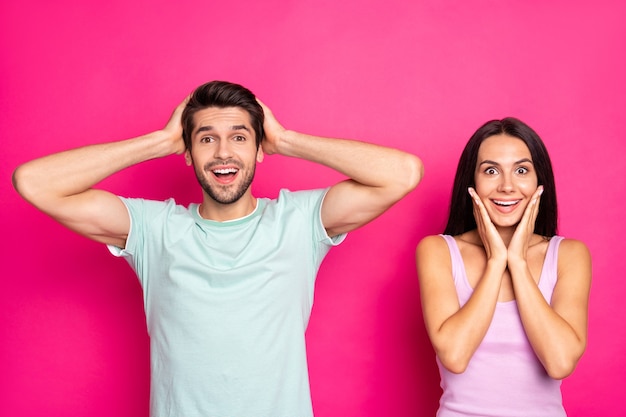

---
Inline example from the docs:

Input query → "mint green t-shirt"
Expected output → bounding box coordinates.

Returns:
[109,188,345,417]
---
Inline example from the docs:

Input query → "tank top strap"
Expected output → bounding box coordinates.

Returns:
[440,234,474,305]
[537,236,563,299]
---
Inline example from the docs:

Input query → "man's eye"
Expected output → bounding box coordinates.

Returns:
[200,136,214,143]
[233,135,246,142]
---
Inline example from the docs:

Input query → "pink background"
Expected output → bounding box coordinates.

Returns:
[2,1,624,416]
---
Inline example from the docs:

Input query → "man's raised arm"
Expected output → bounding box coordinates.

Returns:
[12,100,187,248]
[259,101,423,237]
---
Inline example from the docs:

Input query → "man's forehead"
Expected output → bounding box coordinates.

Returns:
[193,107,253,132]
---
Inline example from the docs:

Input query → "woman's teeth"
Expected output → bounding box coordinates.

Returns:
[493,199,520,206]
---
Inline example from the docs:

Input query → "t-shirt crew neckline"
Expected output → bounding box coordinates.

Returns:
[192,199,266,227]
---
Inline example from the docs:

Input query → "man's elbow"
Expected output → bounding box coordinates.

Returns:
[13,163,51,209]
[12,164,34,202]
[399,154,424,194]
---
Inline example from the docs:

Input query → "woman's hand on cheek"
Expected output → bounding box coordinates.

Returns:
[508,185,544,263]
[469,187,507,263]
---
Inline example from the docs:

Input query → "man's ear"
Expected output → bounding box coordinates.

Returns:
[184,149,193,166]
[256,144,264,163]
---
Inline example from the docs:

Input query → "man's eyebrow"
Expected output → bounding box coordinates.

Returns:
[478,158,533,166]
[230,124,251,132]
[194,125,251,135]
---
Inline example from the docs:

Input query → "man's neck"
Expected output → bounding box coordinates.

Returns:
[198,194,258,222]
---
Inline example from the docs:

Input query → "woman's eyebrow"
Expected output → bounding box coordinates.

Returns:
[478,158,533,166]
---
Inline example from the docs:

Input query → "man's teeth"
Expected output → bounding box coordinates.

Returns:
[213,168,238,174]
[494,200,519,206]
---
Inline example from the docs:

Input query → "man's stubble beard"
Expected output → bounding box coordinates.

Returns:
[194,163,256,205]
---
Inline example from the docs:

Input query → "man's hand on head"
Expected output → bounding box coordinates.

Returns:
[257,99,286,156]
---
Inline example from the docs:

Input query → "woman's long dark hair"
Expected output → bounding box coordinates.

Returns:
[444,117,558,237]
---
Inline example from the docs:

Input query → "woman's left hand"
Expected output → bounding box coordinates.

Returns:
[469,187,508,263]
[508,185,544,263]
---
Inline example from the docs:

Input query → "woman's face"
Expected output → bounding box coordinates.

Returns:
[473,134,539,228]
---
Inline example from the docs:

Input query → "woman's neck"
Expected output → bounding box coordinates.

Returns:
[495,226,516,246]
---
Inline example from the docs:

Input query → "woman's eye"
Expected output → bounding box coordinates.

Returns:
[516,167,529,175]
[485,167,498,175]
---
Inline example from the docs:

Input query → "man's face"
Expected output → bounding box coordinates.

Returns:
[185,107,264,204]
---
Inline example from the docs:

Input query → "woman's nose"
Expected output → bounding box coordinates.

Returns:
[497,174,514,192]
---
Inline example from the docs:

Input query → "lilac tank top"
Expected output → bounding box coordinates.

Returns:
[436,235,566,417]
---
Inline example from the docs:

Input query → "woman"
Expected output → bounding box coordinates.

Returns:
[416,118,591,417]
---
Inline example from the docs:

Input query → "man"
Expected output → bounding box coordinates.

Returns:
[13,81,423,416]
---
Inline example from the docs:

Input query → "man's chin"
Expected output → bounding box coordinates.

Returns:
[203,186,248,205]
[206,193,242,205]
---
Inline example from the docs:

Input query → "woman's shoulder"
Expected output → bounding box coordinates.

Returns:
[556,237,591,263]
[418,231,482,252]
[416,234,447,252]
[554,237,592,289]
[416,235,454,277]
[416,234,453,263]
